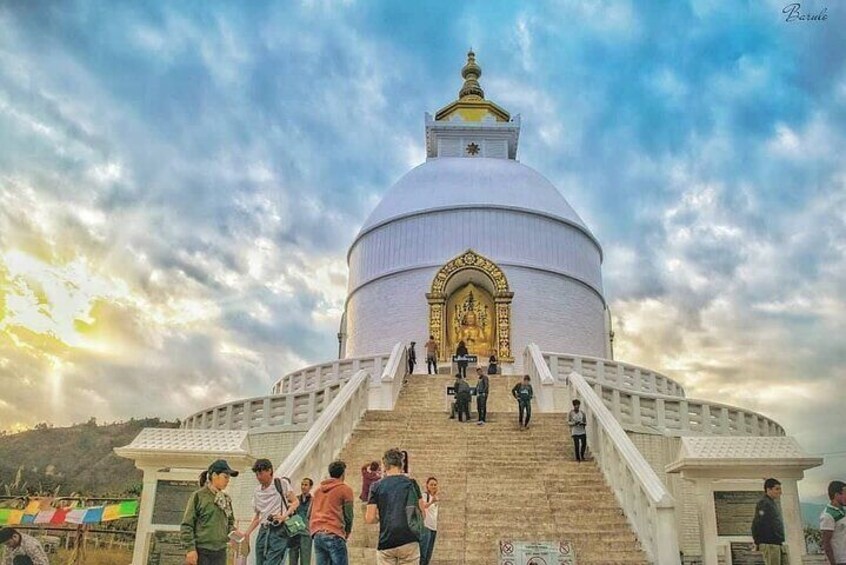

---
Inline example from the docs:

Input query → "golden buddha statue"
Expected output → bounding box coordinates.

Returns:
[456,310,490,357]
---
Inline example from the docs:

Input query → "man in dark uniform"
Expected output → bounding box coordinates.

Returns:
[752,477,789,565]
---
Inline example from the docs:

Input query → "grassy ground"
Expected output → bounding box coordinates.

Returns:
[54,546,133,565]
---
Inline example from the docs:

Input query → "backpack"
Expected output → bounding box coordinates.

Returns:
[404,477,425,540]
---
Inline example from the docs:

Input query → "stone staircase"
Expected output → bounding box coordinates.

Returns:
[338,374,650,564]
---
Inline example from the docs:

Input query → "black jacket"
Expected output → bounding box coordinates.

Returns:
[511,383,533,402]
[751,495,785,544]
[476,375,489,395]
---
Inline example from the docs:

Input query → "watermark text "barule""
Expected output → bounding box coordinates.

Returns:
[782,3,828,22]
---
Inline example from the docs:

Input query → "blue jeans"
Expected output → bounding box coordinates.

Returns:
[419,528,437,565]
[313,532,348,565]
[256,525,289,565]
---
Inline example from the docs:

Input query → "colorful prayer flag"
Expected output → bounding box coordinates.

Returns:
[34,510,55,524]
[23,500,40,515]
[0,509,9,525]
[82,506,103,524]
[6,510,23,525]
[50,508,70,524]
[102,504,121,522]
[65,509,87,525]
[21,514,35,524]
[118,500,139,518]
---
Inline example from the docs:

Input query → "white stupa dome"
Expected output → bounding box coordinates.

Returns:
[359,158,595,242]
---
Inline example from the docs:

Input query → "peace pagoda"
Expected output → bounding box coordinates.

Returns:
[118,52,822,565]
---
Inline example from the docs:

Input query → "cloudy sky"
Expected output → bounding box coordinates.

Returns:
[1,1,843,500]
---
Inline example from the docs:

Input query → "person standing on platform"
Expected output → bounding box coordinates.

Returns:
[567,399,588,461]
[309,460,355,565]
[455,341,468,379]
[365,448,426,565]
[0,528,49,565]
[821,480,846,565]
[289,477,314,565]
[454,374,471,423]
[511,375,534,429]
[487,353,498,375]
[475,367,489,425]
[407,342,417,375]
[424,336,439,375]
[180,459,240,565]
[751,478,789,565]
[419,477,440,565]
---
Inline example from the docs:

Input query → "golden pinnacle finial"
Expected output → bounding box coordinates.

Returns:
[459,49,484,100]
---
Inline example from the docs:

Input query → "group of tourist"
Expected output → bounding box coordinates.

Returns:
[408,337,499,376]
[179,449,440,565]
[749,477,846,565]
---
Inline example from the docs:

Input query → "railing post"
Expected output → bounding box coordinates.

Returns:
[263,397,271,428]
[700,404,710,433]
[656,398,666,430]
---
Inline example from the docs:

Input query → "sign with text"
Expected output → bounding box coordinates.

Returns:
[452,355,478,363]
[498,540,577,565]
[152,480,196,526]
[714,490,760,536]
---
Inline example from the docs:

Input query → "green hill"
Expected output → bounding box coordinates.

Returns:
[0,418,178,496]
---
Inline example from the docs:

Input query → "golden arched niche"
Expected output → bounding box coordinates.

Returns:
[426,249,513,363]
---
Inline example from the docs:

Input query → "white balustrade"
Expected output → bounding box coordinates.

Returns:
[567,371,681,565]
[272,352,390,395]
[276,369,371,488]
[183,345,404,431]
[543,352,687,398]
[539,350,784,437]
[182,385,344,430]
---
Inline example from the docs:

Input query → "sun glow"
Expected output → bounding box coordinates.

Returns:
[0,249,129,352]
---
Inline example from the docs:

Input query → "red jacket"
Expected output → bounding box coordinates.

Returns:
[309,478,354,539]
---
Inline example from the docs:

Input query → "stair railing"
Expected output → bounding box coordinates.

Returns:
[276,341,407,483]
[275,368,370,488]
[371,341,407,410]
[524,343,557,411]
[568,370,681,564]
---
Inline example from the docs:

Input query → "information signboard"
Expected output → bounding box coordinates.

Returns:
[498,540,577,565]
[151,480,196,526]
[714,490,760,536]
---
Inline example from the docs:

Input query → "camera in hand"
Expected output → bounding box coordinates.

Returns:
[266,516,282,527]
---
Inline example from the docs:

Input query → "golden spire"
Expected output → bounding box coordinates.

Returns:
[434,49,510,122]
[458,49,484,100]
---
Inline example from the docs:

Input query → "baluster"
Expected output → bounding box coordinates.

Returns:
[656,398,666,429]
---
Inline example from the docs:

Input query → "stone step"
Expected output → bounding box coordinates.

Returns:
[331,375,648,564]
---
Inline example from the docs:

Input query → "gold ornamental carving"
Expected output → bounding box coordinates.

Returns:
[427,249,513,363]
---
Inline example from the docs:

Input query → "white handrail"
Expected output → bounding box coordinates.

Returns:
[380,342,408,409]
[275,369,371,486]
[524,343,556,411]
[568,371,680,564]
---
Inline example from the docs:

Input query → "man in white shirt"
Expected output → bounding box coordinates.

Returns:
[0,528,49,565]
[242,458,299,565]
[821,480,846,565]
